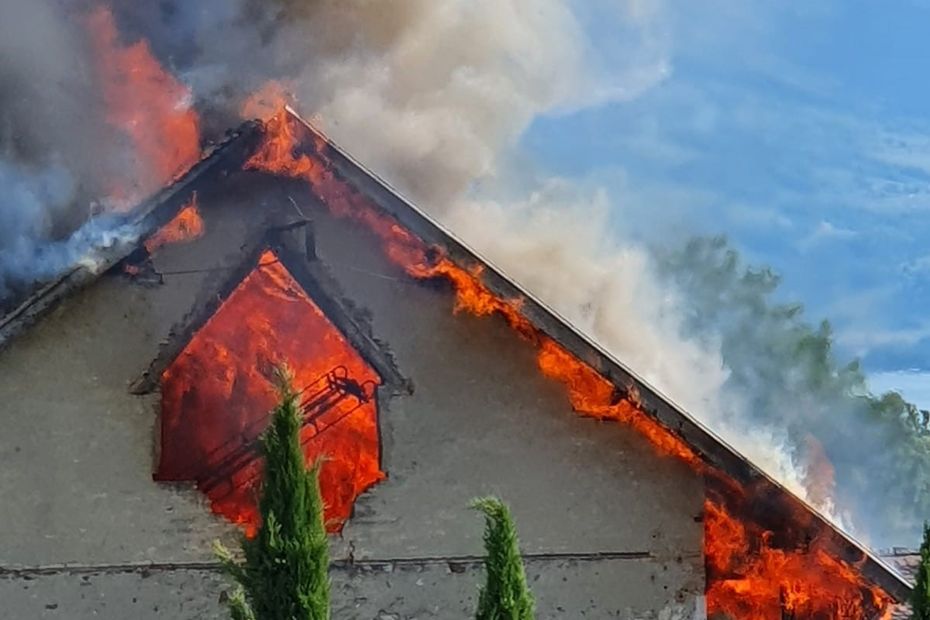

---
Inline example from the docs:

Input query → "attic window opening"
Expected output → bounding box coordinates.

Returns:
[154,249,385,535]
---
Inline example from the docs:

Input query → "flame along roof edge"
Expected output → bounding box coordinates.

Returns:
[281,106,913,603]
[0,107,910,605]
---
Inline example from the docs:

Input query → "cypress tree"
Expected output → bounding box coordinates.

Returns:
[217,369,330,620]
[471,497,535,620]
[914,522,930,619]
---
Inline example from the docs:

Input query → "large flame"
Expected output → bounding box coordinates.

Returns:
[244,109,897,617]
[157,250,384,535]
[144,194,204,254]
[85,6,200,208]
[705,500,891,619]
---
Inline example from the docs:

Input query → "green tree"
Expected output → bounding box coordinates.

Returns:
[914,522,930,619]
[472,497,535,620]
[656,235,930,544]
[217,369,330,620]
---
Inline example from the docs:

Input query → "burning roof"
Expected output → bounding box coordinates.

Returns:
[245,107,912,614]
[0,107,913,615]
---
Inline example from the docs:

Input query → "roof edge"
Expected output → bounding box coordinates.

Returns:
[282,107,912,603]
[131,220,409,396]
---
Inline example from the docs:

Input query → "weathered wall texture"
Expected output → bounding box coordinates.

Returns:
[0,172,705,619]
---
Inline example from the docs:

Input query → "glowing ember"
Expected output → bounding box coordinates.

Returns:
[157,250,384,535]
[85,6,200,208]
[144,194,204,254]
[705,500,891,619]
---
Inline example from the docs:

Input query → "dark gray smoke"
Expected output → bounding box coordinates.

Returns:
[0,0,102,176]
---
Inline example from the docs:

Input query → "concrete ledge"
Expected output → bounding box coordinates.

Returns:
[1,555,702,620]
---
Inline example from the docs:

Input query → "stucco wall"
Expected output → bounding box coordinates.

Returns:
[0,173,705,619]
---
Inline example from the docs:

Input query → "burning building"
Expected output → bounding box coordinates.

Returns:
[0,108,915,619]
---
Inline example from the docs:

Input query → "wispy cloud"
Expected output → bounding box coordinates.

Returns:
[900,254,930,276]
[798,220,857,251]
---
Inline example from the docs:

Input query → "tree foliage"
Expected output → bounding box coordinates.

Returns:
[218,370,330,620]
[913,522,930,619]
[472,497,535,620]
[656,236,930,544]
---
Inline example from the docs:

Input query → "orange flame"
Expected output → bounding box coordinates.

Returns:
[144,194,204,254]
[536,339,701,466]
[705,500,891,619]
[85,6,200,208]
[157,250,384,535]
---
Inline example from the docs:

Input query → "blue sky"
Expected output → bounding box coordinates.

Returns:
[523,2,930,407]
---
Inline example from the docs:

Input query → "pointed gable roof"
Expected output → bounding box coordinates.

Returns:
[0,107,911,604]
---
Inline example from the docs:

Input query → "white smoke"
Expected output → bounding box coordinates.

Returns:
[283,0,668,204]
[444,175,834,521]
[0,0,161,295]
[0,159,139,292]
[0,161,75,295]
[228,0,833,518]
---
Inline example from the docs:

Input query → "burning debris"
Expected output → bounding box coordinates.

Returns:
[156,249,384,535]
[120,193,204,283]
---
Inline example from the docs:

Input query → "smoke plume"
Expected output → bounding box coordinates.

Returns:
[2,0,913,544]
[0,0,99,297]
[0,0,198,299]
